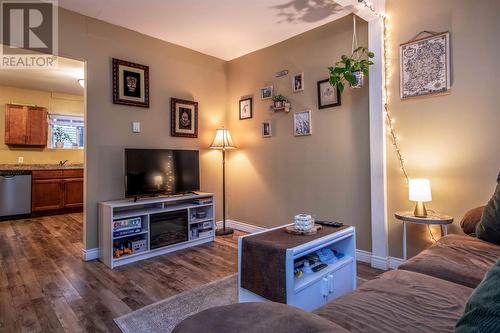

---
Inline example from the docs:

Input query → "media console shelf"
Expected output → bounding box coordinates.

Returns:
[99,192,215,268]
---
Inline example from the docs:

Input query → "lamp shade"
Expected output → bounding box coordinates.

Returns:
[210,128,237,150]
[409,178,432,202]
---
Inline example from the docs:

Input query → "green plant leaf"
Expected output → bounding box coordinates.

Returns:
[345,73,357,85]
[338,81,344,93]
[368,52,375,58]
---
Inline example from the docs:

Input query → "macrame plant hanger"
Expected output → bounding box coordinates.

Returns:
[352,15,359,57]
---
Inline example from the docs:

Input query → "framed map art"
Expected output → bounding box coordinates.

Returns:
[400,31,450,99]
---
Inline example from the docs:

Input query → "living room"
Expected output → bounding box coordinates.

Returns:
[0,0,499,332]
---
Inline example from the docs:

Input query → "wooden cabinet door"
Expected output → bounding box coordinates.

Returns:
[62,178,83,208]
[5,105,28,145]
[27,107,47,146]
[32,179,64,212]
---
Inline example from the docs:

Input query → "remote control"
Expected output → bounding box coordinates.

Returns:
[316,220,344,227]
[311,263,328,272]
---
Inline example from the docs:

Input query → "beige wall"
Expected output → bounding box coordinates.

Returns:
[386,0,500,258]
[0,85,84,164]
[57,9,227,249]
[225,16,372,251]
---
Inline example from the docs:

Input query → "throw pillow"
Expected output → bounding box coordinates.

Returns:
[475,172,500,244]
[456,258,500,333]
[460,206,484,235]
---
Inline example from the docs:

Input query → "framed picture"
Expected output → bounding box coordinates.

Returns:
[317,79,341,109]
[261,120,272,137]
[260,86,273,100]
[292,72,304,93]
[239,97,253,120]
[112,58,149,108]
[170,98,198,138]
[400,31,450,99]
[294,110,312,136]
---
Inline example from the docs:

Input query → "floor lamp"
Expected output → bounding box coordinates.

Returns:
[210,128,237,236]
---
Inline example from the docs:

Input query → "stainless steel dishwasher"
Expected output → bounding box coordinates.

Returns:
[0,170,32,219]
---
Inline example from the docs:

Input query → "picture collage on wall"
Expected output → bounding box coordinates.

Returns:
[241,69,342,139]
[112,58,199,139]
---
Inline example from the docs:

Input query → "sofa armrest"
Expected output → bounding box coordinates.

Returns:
[460,206,485,235]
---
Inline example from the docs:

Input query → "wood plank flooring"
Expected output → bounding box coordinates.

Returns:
[0,213,382,332]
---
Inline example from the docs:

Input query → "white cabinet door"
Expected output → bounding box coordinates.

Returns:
[328,262,355,302]
[292,276,329,311]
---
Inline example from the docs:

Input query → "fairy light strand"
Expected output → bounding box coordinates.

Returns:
[357,1,442,243]
[358,0,410,183]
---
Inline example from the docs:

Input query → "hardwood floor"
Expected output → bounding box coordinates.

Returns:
[0,213,382,332]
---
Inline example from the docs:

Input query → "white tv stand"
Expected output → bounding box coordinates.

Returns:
[99,192,215,268]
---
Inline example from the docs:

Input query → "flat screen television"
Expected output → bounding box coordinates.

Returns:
[125,148,200,197]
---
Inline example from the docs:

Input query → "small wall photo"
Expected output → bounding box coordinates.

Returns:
[260,86,273,100]
[261,120,272,137]
[292,72,304,93]
[239,97,253,120]
[317,79,341,109]
[294,110,311,136]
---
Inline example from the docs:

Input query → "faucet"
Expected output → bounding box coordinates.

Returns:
[59,160,69,167]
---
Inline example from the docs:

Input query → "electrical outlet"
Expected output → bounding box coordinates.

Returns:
[132,122,141,133]
[17,156,24,164]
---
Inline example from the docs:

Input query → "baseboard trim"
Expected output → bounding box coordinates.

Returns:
[355,249,372,264]
[216,220,267,234]
[219,220,404,271]
[82,248,99,261]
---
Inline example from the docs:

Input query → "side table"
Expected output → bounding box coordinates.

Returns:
[395,211,453,260]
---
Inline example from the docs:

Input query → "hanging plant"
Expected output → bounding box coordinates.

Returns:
[328,46,375,93]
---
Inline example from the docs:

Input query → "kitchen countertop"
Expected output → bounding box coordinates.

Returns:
[0,164,84,171]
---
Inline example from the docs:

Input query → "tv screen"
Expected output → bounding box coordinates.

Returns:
[125,149,200,197]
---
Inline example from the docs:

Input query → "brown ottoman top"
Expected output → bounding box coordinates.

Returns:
[314,270,473,333]
[399,234,500,288]
[172,302,349,333]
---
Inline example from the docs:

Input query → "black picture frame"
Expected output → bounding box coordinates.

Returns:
[112,58,150,108]
[317,79,341,109]
[239,97,253,120]
[171,98,198,138]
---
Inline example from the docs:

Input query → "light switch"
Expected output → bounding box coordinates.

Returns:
[132,122,141,133]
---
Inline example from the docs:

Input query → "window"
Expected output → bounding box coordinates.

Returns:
[48,114,84,149]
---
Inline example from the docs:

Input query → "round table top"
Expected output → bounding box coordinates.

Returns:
[394,211,453,225]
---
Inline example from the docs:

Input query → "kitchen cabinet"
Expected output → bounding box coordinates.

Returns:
[5,104,48,146]
[31,169,83,214]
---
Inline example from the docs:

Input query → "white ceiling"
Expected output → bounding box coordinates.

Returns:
[58,0,349,60]
[0,56,85,95]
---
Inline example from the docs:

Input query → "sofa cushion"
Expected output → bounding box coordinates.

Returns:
[313,270,473,333]
[398,234,500,288]
[172,302,349,333]
[460,206,484,235]
[456,258,500,332]
[475,172,500,244]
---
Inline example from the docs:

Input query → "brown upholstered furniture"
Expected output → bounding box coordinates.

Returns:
[175,225,500,333]
[172,302,350,333]
[399,234,500,288]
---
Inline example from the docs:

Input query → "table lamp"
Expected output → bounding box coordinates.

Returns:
[210,128,237,236]
[409,178,432,218]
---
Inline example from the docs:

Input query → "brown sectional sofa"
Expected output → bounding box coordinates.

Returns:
[174,233,500,333]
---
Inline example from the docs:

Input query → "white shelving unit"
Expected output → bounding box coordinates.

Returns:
[99,192,215,268]
[238,225,356,312]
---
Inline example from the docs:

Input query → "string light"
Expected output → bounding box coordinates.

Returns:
[358,0,409,183]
